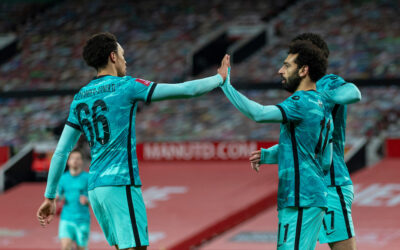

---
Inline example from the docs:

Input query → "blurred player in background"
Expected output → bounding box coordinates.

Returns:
[57,149,90,250]
[251,33,361,250]
[37,32,229,250]
[221,40,332,249]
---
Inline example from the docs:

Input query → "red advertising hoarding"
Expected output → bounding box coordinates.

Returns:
[385,138,400,157]
[136,141,277,161]
[0,146,10,167]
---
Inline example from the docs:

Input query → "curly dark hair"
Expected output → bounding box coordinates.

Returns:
[288,40,327,82]
[291,33,329,58]
[83,32,118,70]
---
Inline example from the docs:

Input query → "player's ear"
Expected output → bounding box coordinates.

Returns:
[110,51,117,63]
[298,65,308,77]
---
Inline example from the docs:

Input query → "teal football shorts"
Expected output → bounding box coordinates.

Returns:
[88,185,149,249]
[58,219,90,247]
[277,206,325,250]
[319,185,355,244]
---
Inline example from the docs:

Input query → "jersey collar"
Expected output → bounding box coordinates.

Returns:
[92,74,111,80]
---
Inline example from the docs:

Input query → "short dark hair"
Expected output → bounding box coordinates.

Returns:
[83,32,118,70]
[288,40,327,82]
[291,33,329,58]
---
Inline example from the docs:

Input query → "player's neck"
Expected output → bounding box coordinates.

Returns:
[97,65,118,77]
[70,169,82,176]
[296,78,316,92]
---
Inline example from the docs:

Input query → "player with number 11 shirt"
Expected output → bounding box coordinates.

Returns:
[220,40,333,249]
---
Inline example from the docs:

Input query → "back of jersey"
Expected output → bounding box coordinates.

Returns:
[66,75,156,190]
[317,75,352,186]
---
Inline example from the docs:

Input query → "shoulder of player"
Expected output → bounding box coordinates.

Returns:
[278,92,307,113]
[279,92,304,110]
[121,75,134,81]
[120,76,139,82]
[118,76,153,86]
[71,83,93,102]
[72,85,86,100]
[292,90,326,108]
[287,90,310,102]
[316,74,346,91]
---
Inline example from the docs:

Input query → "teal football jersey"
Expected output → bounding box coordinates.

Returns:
[66,75,156,190]
[276,90,333,209]
[317,74,352,186]
[58,171,90,223]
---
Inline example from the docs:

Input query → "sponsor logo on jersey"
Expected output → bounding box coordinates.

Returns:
[308,98,323,107]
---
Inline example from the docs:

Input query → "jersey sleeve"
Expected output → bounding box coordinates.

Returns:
[57,175,65,197]
[66,101,81,131]
[317,74,347,91]
[44,125,81,199]
[321,83,361,106]
[220,69,283,123]
[152,74,223,102]
[276,93,305,123]
[124,77,157,104]
[260,145,279,164]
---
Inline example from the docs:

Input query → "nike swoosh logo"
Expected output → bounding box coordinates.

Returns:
[326,231,336,235]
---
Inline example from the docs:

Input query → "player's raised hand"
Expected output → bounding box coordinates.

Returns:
[218,54,230,82]
[249,150,262,172]
[37,198,56,227]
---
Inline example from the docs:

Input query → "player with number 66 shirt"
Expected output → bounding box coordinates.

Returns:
[37,32,230,250]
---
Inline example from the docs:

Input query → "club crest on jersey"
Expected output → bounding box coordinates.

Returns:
[136,78,151,86]
[292,96,300,100]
